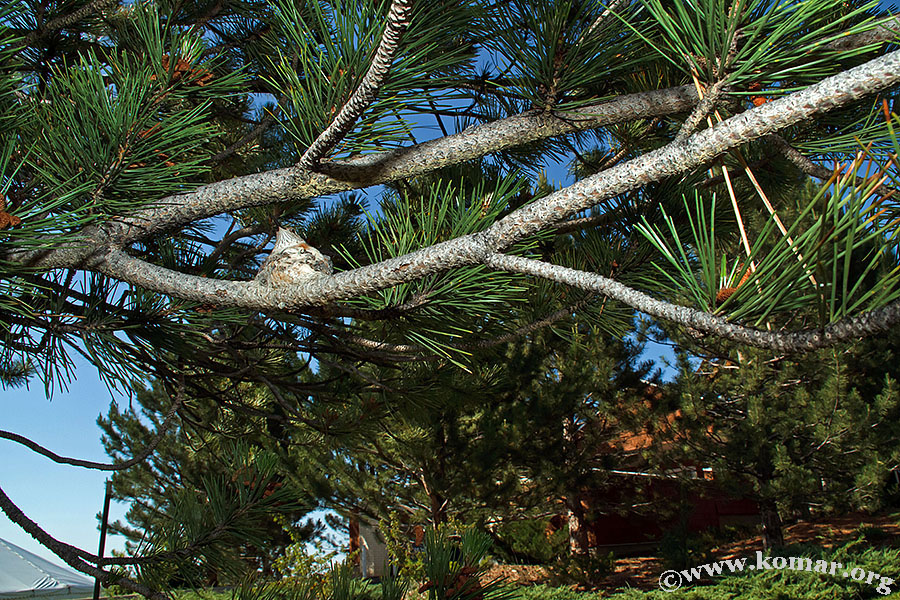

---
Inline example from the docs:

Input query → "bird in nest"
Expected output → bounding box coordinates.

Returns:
[254,228,333,286]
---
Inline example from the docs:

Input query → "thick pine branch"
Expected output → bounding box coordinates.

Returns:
[4,26,900,356]
[60,49,900,322]
[9,8,899,277]
[3,85,700,269]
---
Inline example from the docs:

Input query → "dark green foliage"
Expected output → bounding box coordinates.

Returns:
[657,528,716,572]
[485,0,649,110]
[420,528,516,600]
[647,324,900,551]
[492,519,569,565]
[635,0,880,89]
[314,315,661,555]
[549,551,616,590]
[515,585,603,600]
[98,380,321,585]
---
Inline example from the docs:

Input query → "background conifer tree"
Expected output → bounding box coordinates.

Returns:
[660,334,900,550]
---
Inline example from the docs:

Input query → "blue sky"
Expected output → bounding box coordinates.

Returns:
[0,358,129,566]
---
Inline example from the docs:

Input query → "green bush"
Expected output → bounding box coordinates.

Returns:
[855,524,891,544]
[492,520,569,564]
[549,551,615,590]
[379,513,427,581]
[656,528,716,572]
[173,590,233,600]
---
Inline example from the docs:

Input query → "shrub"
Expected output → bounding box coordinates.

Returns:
[855,525,891,544]
[515,584,602,600]
[549,551,615,590]
[492,519,569,565]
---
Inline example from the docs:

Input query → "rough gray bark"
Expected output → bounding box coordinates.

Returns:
[297,0,413,170]
[675,80,727,142]
[483,253,900,352]
[7,46,900,351]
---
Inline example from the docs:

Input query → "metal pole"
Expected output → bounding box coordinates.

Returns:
[93,480,112,600]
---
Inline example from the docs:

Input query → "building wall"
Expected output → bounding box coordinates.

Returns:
[358,522,390,578]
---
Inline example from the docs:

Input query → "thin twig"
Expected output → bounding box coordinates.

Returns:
[0,384,184,470]
[578,0,629,45]
[23,0,117,44]
[676,80,726,142]
[206,108,279,165]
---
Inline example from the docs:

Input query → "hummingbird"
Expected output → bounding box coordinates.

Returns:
[254,228,333,286]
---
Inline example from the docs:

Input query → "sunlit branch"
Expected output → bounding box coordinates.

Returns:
[297,0,414,170]
[483,252,900,352]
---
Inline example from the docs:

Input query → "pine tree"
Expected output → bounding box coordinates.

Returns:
[97,380,323,583]
[315,319,659,564]
[663,337,900,550]
[3,0,900,595]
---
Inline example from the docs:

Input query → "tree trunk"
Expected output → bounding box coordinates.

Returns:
[563,413,591,556]
[429,418,448,526]
[760,499,784,550]
[430,490,447,525]
[566,494,591,556]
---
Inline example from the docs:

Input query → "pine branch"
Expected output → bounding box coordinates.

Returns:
[1,85,701,269]
[675,80,727,142]
[205,110,279,165]
[36,48,900,334]
[297,0,414,170]
[0,475,279,578]
[203,224,267,268]
[23,0,118,44]
[767,134,898,198]
[482,252,900,352]
[0,386,183,470]
[823,15,900,53]
[5,32,900,355]
[0,485,167,600]
[10,23,895,272]
[482,48,900,247]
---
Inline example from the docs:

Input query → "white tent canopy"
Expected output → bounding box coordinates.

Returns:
[0,539,93,600]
